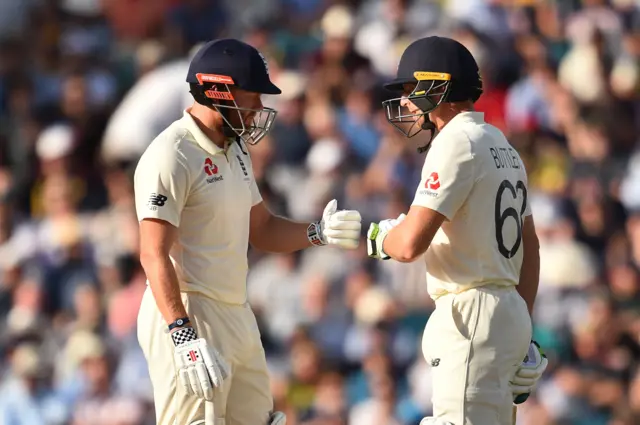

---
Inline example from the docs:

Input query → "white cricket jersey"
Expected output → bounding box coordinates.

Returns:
[412,112,531,299]
[134,110,262,305]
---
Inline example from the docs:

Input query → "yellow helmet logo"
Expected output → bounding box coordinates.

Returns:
[413,72,451,81]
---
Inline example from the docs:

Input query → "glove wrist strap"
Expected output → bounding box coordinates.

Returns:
[307,221,326,247]
[170,326,198,346]
[378,232,391,260]
[374,227,391,260]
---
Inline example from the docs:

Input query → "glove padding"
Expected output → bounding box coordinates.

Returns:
[511,340,548,404]
[173,335,231,401]
[367,214,406,260]
[269,411,287,425]
[312,199,362,249]
[419,417,454,425]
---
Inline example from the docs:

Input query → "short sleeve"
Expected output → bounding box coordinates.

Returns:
[412,133,476,220]
[134,146,190,227]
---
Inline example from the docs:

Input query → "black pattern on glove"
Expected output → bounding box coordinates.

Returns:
[171,326,198,346]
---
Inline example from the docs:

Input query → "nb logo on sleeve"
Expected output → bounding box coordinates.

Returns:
[148,193,168,210]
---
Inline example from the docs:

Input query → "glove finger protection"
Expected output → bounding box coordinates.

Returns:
[325,235,360,249]
[195,363,213,400]
[172,326,230,400]
[367,213,407,259]
[269,411,287,425]
[201,344,231,387]
[323,228,361,239]
[179,368,193,396]
[324,218,362,230]
[379,213,406,232]
[419,417,454,425]
[308,199,362,249]
[328,210,363,223]
[323,199,337,218]
[511,340,548,404]
[187,365,203,398]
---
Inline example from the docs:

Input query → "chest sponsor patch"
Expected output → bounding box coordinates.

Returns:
[204,158,224,183]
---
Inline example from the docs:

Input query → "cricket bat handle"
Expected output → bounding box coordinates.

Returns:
[512,404,517,425]
[205,400,215,425]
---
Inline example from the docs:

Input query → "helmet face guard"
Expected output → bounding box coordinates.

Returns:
[192,73,277,145]
[382,72,451,152]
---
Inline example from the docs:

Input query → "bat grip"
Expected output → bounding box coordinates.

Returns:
[205,400,215,425]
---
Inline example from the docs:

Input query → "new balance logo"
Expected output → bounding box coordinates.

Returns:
[148,193,167,210]
[431,358,440,367]
[236,155,248,177]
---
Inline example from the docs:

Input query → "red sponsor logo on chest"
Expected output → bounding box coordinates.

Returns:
[204,158,224,183]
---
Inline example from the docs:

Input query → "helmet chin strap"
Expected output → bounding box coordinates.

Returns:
[417,119,436,154]
[210,101,237,138]
[208,101,248,152]
[221,123,236,138]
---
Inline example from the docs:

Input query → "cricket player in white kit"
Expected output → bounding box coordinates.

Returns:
[366,37,548,425]
[134,39,362,425]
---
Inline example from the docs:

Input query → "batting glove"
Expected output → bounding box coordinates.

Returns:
[419,418,454,425]
[511,340,548,404]
[308,199,362,249]
[367,214,406,260]
[171,326,230,401]
[269,411,287,425]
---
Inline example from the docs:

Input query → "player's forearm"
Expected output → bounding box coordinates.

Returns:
[378,206,444,262]
[250,215,313,253]
[517,244,540,317]
[383,228,415,262]
[140,254,188,323]
[382,225,425,263]
[518,216,540,317]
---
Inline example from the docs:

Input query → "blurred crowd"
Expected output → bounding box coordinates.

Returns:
[0,0,639,424]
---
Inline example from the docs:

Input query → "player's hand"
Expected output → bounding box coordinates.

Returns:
[511,340,548,404]
[172,327,230,401]
[269,411,287,425]
[367,214,407,260]
[312,199,362,249]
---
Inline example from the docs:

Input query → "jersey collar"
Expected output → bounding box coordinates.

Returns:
[181,109,225,156]
[451,111,485,125]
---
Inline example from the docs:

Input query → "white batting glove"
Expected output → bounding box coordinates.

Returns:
[307,199,362,249]
[171,327,230,401]
[419,418,454,425]
[269,411,287,425]
[511,340,548,404]
[367,214,406,260]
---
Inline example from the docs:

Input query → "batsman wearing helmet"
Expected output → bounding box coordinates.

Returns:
[367,37,548,425]
[134,39,361,425]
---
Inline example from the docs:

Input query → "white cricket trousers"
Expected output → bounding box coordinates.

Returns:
[137,288,273,425]
[422,285,531,425]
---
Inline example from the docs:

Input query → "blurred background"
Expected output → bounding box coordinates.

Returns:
[0,0,638,424]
